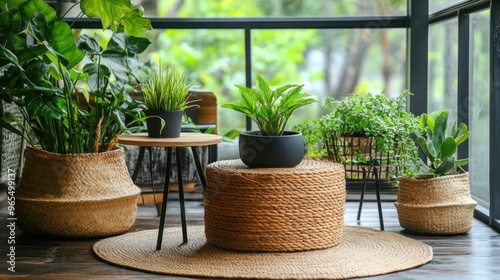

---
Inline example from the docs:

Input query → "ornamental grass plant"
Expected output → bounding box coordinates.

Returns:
[142,64,196,111]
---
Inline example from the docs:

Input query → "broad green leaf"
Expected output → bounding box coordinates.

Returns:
[51,21,84,68]
[432,110,448,152]
[433,157,456,176]
[122,8,152,37]
[77,34,102,54]
[439,137,457,162]
[0,44,22,68]
[20,0,56,25]
[1,112,25,137]
[1,0,25,10]
[417,135,435,162]
[80,0,151,36]
[107,32,151,54]
[455,123,470,145]
[17,44,47,64]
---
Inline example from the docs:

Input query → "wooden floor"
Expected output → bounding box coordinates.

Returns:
[1,191,499,279]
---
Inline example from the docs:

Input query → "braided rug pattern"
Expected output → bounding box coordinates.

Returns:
[93,225,433,279]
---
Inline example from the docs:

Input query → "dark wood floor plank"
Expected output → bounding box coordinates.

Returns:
[1,193,499,279]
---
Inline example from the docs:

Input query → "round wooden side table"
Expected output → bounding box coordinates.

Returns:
[118,132,222,250]
[204,159,346,252]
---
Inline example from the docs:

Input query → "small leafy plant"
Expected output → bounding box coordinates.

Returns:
[222,75,316,136]
[295,90,421,179]
[142,63,196,111]
[417,110,470,177]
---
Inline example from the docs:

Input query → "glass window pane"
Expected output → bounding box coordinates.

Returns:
[428,19,458,125]
[430,0,468,14]
[469,10,490,210]
[251,29,407,130]
[140,0,407,17]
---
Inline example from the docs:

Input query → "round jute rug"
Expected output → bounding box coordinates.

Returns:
[93,226,432,279]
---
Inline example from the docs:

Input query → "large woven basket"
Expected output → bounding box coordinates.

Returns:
[16,146,141,237]
[395,172,477,234]
[204,159,346,252]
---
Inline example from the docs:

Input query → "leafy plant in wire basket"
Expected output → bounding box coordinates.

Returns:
[296,90,421,180]
[222,75,316,136]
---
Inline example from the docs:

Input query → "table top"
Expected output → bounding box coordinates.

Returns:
[207,159,344,175]
[118,132,223,147]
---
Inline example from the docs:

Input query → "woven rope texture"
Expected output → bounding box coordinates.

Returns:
[395,172,477,234]
[204,159,346,252]
[16,146,141,237]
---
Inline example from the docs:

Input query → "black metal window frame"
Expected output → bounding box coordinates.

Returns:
[69,0,499,231]
[70,16,408,132]
[423,0,499,231]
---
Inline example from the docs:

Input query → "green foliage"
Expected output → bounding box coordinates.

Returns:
[0,0,151,154]
[142,63,196,111]
[295,90,421,178]
[222,75,316,136]
[80,0,151,36]
[417,110,470,177]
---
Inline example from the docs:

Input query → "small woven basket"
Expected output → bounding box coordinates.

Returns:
[395,171,477,234]
[16,146,141,237]
[324,132,400,181]
[204,159,346,252]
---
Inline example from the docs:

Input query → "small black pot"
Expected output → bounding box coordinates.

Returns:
[239,130,305,168]
[146,110,183,138]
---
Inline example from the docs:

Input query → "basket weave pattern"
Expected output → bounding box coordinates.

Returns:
[324,132,399,181]
[395,172,477,234]
[204,159,346,252]
[16,146,141,237]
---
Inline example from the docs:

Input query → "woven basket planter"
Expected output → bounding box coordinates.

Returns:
[204,159,346,252]
[395,172,477,234]
[16,146,141,238]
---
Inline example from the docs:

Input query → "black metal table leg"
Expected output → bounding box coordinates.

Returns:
[176,147,188,244]
[156,147,173,250]
[191,146,208,191]
[357,168,368,221]
[373,167,385,231]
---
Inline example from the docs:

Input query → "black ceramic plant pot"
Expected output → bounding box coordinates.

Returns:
[146,110,183,138]
[239,130,305,168]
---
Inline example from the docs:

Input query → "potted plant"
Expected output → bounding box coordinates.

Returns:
[222,75,316,168]
[141,63,196,138]
[0,0,151,237]
[296,90,421,182]
[395,109,477,234]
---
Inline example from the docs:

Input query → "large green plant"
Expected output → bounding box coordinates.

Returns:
[417,110,470,177]
[222,75,316,136]
[142,63,196,111]
[0,0,151,154]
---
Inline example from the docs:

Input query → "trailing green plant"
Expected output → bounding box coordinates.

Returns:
[295,90,421,178]
[0,0,151,154]
[222,75,317,136]
[417,109,470,177]
[142,63,196,111]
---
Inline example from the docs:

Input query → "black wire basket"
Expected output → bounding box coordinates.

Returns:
[323,131,401,181]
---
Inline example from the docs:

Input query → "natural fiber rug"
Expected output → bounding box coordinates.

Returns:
[93,226,432,279]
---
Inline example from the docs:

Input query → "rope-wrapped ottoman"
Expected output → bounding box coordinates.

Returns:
[204,159,346,252]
